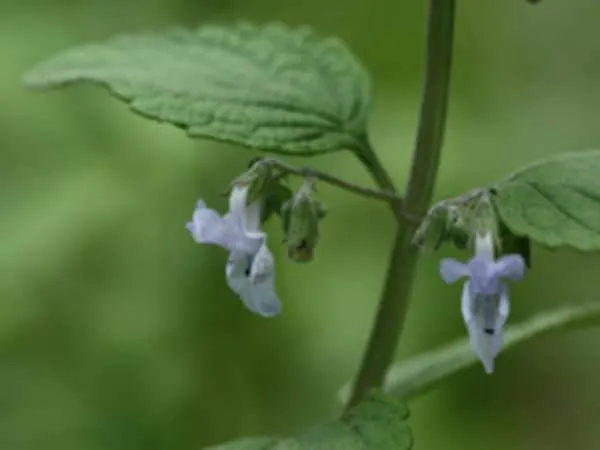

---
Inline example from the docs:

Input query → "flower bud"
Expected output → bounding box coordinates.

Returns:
[281,180,325,263]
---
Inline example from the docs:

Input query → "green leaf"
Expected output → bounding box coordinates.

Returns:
[498,221,531,267]
[492,150,600,250]
[24,23,372,156]
[204,392,412,450]
[261,182,293,223]
[338,303,600,403]
[204,437,278,450]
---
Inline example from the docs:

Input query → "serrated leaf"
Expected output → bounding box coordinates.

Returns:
[338,303,600,403]
[24,23,372,156]
[204,392,412,450]
[492,150,600,250]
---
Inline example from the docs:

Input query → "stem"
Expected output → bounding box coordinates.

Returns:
[355,149,423,225]
[345,0,456,410]
[263,159,402,205]
[354,148,397,194]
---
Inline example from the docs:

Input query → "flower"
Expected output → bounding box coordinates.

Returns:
[186,185,281,317]
[439,233,526,373]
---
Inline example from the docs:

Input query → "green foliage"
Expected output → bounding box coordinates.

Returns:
[492,150,600,250]
[24,23,373,156]
[205,392,412,450]
[498,221,531,267]
[412,188,490,252]
[261,182,294,223]
[338,303,600,403]
[205,437,279,450]
[411,202,452,250]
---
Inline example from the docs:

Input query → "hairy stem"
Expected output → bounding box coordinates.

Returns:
[345,0,456,410]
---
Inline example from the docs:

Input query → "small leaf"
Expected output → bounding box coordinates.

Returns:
[24,23,372,156]
[261,182,293,223]
[338,303,600,403]
[492,150,600,250]
[204,392,412,450]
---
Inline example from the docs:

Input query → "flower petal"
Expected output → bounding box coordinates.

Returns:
[439,258,470,284]
[494,254,526,282]
[497,284,510,325]
[491,283,510,360]
[187,199,262,254]
[186,200,230,244]
[228,185,249,217]
[462,282,501,374]
[225,252,252,295]
[474,232,495,262]
[226,251,281,318]
[244,275,282,317]
[466,321,496,374]
[461,280,474,325]
[466,256,501,296]
[243,200,262,233]
[228,184,263,233]
[249,243,275,283]
[477,286,509,374]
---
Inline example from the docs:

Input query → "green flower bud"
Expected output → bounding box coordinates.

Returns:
[282,180,325,263]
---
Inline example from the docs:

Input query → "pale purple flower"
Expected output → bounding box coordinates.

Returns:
[186,185,281,317]
[439,233,526,373]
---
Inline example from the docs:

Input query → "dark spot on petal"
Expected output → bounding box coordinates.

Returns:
[484,328,494,335]
[244,254,253,277]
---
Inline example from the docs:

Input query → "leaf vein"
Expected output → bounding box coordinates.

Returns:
[525,181,600,234]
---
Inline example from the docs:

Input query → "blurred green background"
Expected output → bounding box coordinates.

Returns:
[2,0,600,449]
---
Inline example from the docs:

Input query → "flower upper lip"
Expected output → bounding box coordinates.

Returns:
[440,234,526,291]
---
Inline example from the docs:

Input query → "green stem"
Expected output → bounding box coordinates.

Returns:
[263,158,401,204]
[345,0,456,410]
[354,149,397,194]
[354,149,422,224]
